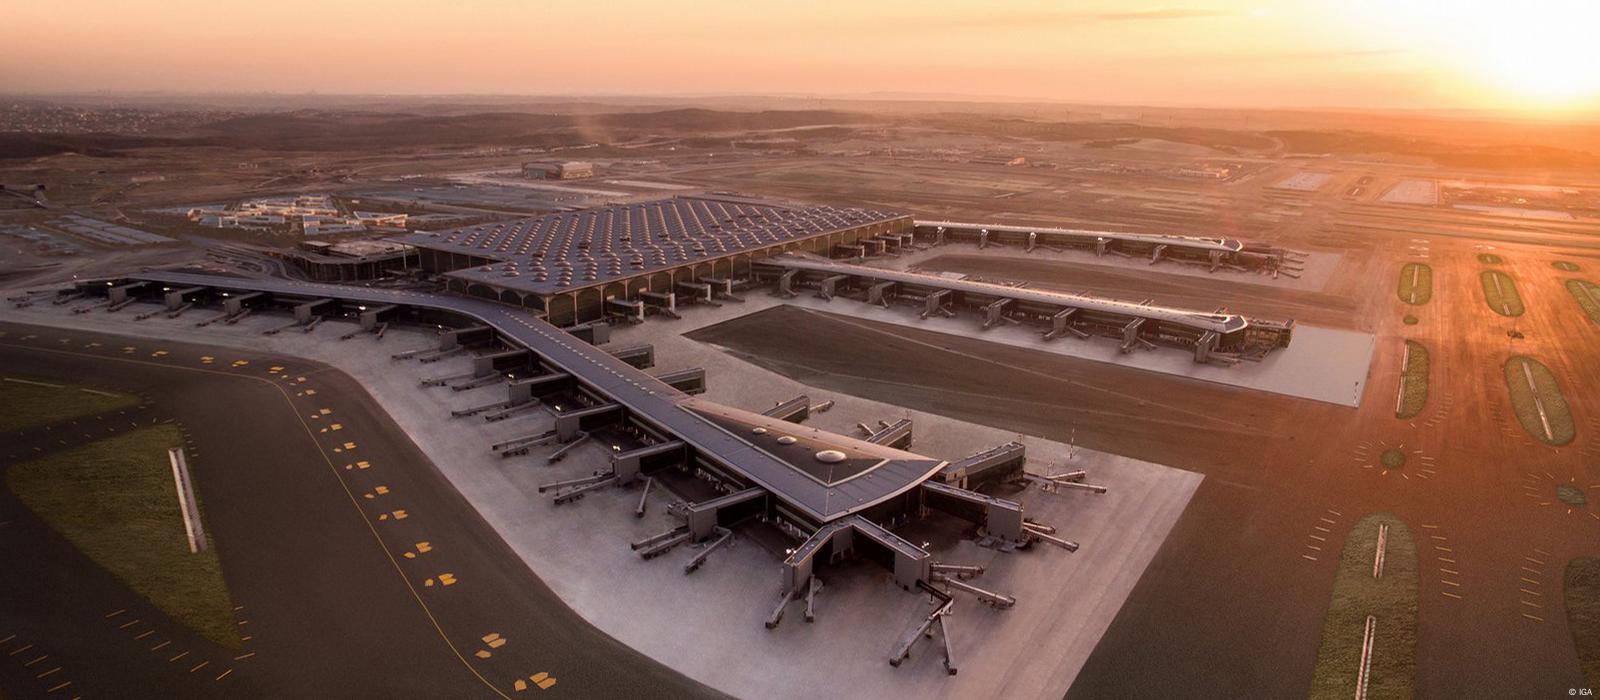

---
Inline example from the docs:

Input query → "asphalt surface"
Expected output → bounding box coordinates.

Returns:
[0,322,723,699]
[687,237,1600,699]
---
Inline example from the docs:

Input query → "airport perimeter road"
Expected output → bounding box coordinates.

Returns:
[0,322,723,699]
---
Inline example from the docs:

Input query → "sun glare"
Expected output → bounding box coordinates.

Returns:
[1347,0,1600,110]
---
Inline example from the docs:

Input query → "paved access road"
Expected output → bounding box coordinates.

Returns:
[0,322,723,699]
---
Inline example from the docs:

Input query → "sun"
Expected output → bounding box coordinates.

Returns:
[1459,4,1600,105]
[1345,0,1600,109]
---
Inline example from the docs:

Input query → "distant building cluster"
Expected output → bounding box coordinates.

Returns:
[186,194,408,235]
[0,101,237,134]
[521,161,595,180]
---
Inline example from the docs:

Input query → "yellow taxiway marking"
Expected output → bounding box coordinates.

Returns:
[151,350,169,358]
[319,408,332,415]
[342,442,357,450]
[216,668,234,681]
[424,573,458,587]
[190,660,210,673]
[330,423,343,431]
[303,388,316,395]
[476,650,493,659]
[0,343,518,700]
[233,652,255,661]
[36,666,61,679]
[531,672,557,690]
[269,366,284,373]
[483,633,507,649]
[46,681,71,693]
[375,485,389,495]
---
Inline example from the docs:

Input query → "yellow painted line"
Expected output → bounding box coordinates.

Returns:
[1442,591,1462,599]
[104,609,126,618]
[135,630,155,640]
[319,408,332,415]
[23,654,48,667]
[343,442,357,450]
[46,681,70,693]
[36,666,61,679]
[216,668,234,681]
[190,660,210,673]
[356,460,371,469]
[304,389,316,395]
[1440,579,1460,587]
[118,619,141,629]
[1521,588,1542,596]
[392,510,408,520]
[0,343,517,700]
[169,651,189,662]
[375,486,389,495]
[1521,577,1541,585]
[233,652,255,661]
[417,541,432,552]
[1523,613,1545,622]
[515,680,529,692]
[1301,554,1318,561]
[476,650,493,659]
[151,641,171,651]
[331,423,343,431]
[1521,600,1543,608]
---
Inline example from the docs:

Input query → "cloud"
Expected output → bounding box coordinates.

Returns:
[1096,9,1234,22]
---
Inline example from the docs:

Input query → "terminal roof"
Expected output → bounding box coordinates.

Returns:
[396,194,906,295]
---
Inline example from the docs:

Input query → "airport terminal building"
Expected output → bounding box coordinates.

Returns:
[396,194,912,325]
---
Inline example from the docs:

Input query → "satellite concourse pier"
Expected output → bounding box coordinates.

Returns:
[66,269,1110,670]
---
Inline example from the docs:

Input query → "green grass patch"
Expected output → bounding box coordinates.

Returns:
[1478,253,1503,264]
[1479,270,1525,317]
[1503,355,1576,446]
[6,425,239,648]
[1566,559,1600,689]
[1555,261,1581,272]
[1379,449,1407,469]
[1397,263,1432,305]
[1395,340,1429,419]
[1401,315,1418,325]
[0,377,138,433]
[1568,280,1600,324]
[1558,484,1588,508]
[1309,513,1418,700]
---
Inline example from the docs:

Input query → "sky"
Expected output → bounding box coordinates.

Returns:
[3,1,1598,114]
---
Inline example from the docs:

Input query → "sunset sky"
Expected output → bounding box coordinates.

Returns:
[3,1,1597,113]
